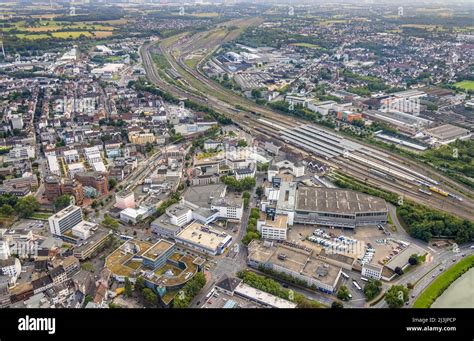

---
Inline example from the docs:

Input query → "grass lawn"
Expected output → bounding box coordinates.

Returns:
[30,212,52,220]
[15,33,50,40]
[52,31,93,39]
[413,255,474,308]
[453,80,474,91]
[290,43,319,49]
[184,57,200,69]
[190,12,219,18]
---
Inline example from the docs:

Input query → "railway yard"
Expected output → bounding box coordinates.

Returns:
[140,19,474,222]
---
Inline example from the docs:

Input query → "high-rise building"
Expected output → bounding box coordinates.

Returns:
[48,205,83,237]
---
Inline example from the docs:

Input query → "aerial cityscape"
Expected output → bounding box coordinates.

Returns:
[0,0,472,324]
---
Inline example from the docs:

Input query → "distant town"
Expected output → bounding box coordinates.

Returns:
[0,0,472,312]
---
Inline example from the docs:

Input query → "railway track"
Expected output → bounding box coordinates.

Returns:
[141,27,474,221]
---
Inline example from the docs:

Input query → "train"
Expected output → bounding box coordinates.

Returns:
[448,193,464,202]
[429,186,449,197]
[368,168,396,181]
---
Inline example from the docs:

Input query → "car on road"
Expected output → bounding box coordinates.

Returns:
[282,284,289,288]
[196,301,201,306]
[411,294,415,298]
[432,274,436,278]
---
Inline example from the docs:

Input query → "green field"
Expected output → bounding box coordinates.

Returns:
[290,43,320,49]
[184,56,200,69]
[2,18,117,41]
[30,212,52,220]
[413,255,474,308]
[453,80,474,91]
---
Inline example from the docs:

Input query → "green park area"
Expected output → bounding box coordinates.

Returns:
[453,80,474,91]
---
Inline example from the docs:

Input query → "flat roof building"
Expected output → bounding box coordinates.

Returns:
[247,240,342,294]
[294,186,388,228]
[425,124,471,145]
[175,221,232,256]
[48,205,83,237]
[234,282,297,309]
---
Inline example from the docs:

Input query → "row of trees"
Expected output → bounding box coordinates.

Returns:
[242,208,261,245]
[221,176,256,192]
[237,270,323,308]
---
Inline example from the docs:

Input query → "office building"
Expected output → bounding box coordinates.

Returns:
[48,205,83,237]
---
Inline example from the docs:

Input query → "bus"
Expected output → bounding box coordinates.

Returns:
[119,234,134,241]
[360,277,369,282]
[352,280,362,291]
[205,289,215,300]
[341,272,350,280]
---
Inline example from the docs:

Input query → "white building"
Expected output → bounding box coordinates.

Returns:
[71,221,97,240]
[275,160,305,177]
[257,214,288,241]
[307,100,337,116]
[92,161,106,173]
[0,240,11,260]
[63,149,79,164]
[235,167,256,180]
[166,204,194,227]
[10,114,24,130]
[361,263,383,281]
[0,257,21,285]
[47,153,61,176]
[210,199,243,221]
[68,163,85,178]
[48,205,83,237]
[9,146,35,160]
[119,206,153,224]
[83,146,102,164]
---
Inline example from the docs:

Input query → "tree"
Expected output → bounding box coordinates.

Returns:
[54,195,72,212]
[255,186,264,199]
[135,277,145,293]
[394,267,404,276]
[408,254,419,266]
[237,139,248,147]
[385,285,409,308]
[81,262,94,272]
[363,279,382,301]
[243,197,249,210]
[331,301,344,309]
[0,204,14,216]
[142,288,158,306]
[251,88,262,99]
[102,214,119,230]
[337,285,351,301]
[124,277,133,298]
[108,178,117,190]
[242,231,260,245]
[15,196,39,218]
